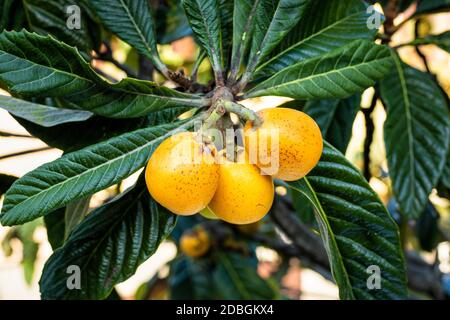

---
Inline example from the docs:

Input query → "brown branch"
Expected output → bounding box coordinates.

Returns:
[414,19,432,74]
[138,55,154,81]
[362,91,378,181]
[0,131,33,138]
[95,42,137,78]
[382,0,401,44]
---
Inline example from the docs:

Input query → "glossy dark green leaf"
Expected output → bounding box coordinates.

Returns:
[415,0,450,15]
[0,31,207,118]
[380,56,450,218]
[406,31,450,53]
[213,251,279,299]
[229,0,256,81]
[288,142,407,299]
[14,103,190,152]
[0,173,17,196]
[90,0,166,72]
[441,147,450,189]
[22,0,101,56]
[0,118,198,226]
[0,95,93,127]
[43,209,65,250]
[40,177,177,299]
[182,0,225,82]
[64,196,91,239]
[219,0,234,71]
[304,95,360,153]
[245,40,393,100]
[243,0,310,79]
[0,0,26,31]
[416,201,440,252]
[376,0,450,14]
[14,115,145,152]
[257,0,379,78]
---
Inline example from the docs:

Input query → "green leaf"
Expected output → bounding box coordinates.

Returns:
[245,40,393,100]
[304,95,360,153]
[64,196,91,239]
[22,0,101,56]
[182,0,225,82]
[213,252,279,299]
[257,0,379,78]
[14,115,145,152]
[416,201,440,252]
[0,95,93,127]
[90,0,166,72]
[415,0,450,15]
[229,0,257,81]
[406,31,450,53]
[441,146,450,189]
[0,173,17,196]
[244,0,310,78]
[39,176,177,299]
[0,0,26,31]
[0,31,207,118]
[380,56,450,218]
[219,0,234,71]
[288,142,407,299]
[14,102,190,152]
[43,209,65,250]
[0,118,198,226]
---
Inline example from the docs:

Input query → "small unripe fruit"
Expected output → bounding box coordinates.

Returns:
[245,108,323,181]
[145,132,219,215]
[200,206,219,220]
[180,227,211,258]
[208,155,274,225]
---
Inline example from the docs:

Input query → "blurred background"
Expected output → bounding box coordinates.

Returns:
[0,8,449,300]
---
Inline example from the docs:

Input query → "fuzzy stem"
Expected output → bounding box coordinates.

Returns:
[221,100,262,127]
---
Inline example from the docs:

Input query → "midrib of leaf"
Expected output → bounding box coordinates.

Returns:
[217,253,251,299]
[229,0,260,82]
[289,178,354,299]
[79,189,145,286]
[248,1,285,70]
[256,9,366,73]
[0,51,89,83]
[3,118,197,217]
[118,0,155,60]
[0,48,206,106]
[392,54,416,205]
[247,52,391,97]
[196,0,222,74]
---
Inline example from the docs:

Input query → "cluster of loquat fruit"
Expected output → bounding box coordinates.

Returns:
[145,108,323,225]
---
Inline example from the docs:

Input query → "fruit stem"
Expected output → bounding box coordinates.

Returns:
[221,100,262,127]
[200,104,226,133]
